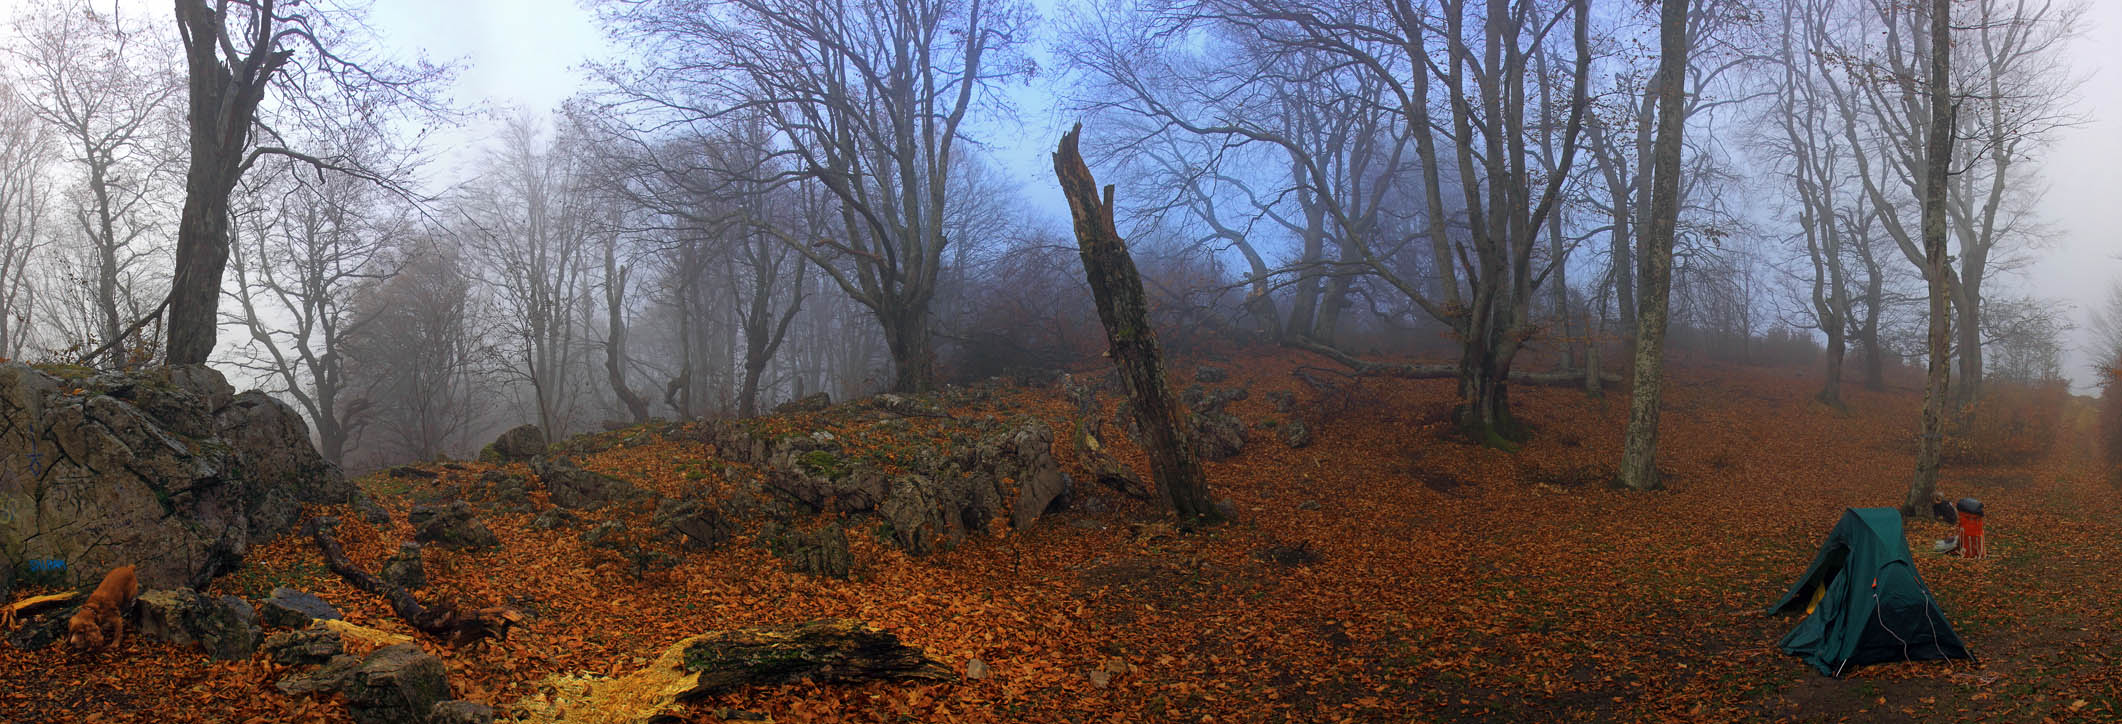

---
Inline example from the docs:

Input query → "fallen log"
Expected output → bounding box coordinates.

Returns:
[511,619,951,724]
[675,618,953,699]
[306,516,518,647]
[0,591,80,631]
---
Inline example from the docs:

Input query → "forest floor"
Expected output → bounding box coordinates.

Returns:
[3,350,2120,723]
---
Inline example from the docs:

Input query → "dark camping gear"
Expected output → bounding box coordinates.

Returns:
[1770,508,1971,676]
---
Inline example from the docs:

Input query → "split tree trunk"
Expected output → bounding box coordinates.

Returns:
[1052,125,1220,526]
[1905,0,1955,517]
[605,244,651,424]
[1618,0,1692,492]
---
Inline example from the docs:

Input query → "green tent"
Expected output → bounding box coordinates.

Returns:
[1769,507,1970,676]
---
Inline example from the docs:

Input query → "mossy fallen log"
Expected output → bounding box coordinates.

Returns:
[511,619,949,724]
[674,618,951,699]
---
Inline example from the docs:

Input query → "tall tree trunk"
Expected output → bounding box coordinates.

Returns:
[1819,323,1846,409]
[1618,0,1691,492]
[89,161,125,367]
[168,191,234,365]
[1589,123,1636,334]
[1905,0,1954,517]
[1953,277,1983,405]
[1284,191,1326,341]
[1854,219,1888,391]
[881,306,934,394]
[604,243,650,424]
[1053,126,1220,526]
[1458,340,1519,446]
[168,0,290,366]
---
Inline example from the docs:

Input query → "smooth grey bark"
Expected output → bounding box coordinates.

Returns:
[1618,0,1692,492]
[1906,0,1954,518]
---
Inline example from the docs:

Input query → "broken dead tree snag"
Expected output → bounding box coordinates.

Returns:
[1052,124,1221,526]
[306,516,518,647]
[1285,336,1618,388]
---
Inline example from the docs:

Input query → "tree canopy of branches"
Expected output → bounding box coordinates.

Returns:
[166,0,443,365]
[597,0,1035,393]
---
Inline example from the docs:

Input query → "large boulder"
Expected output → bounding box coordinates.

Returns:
[217,390,352,538]
[530,457,647,510]
[261,587,341,629]
[135,588,261,660]
[480,424,545,462]
[382,542,427,590]
[1191,410,1247,461]
[341,643,452,724]
[995,421,1070,530]
[0,363,349,590]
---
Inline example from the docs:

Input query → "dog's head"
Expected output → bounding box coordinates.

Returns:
[65,615,105,650]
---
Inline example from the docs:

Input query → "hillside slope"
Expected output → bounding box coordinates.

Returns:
[1,353,2114,723]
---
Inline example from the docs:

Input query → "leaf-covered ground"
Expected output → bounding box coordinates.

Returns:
[3,352,2117,723]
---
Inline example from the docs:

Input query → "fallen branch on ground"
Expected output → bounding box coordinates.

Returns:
[306,516,520,646]
[0,591,80,630]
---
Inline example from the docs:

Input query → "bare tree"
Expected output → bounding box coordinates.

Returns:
[598,0,1034,393]
[341,236,491,467]
[225,134,410,465]
[598,229,652,424]
[166,0,443,365]
[1767,0,1856,408]
[458,113,597,441]
[1617,0,1693,492]
[1820,0,2080,407]
[6,1,182,367]
[1906,0,1953,518]
[0,84,52,358]
[1072,0,1594,445]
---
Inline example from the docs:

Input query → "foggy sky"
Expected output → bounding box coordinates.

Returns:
[4,0,2118,390]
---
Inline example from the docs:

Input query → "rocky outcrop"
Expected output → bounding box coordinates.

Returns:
[530,456,647,510]
[773,393,832,414]
[0,363,351,590]
[410,501,501,550]
[656,498,736,551]
[135,588,261,660]
[762,523,853,579]
[1185,385,1249,462]
[694,415,1072,557]
[479,424,545,462]
[996,422,1070,528]
[341,643,452,724]
[1278,419,1312,448]
[1062,375,1153,500]
[263,623,345,666]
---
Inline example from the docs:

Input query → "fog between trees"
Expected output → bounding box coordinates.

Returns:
[0,0,2089,473]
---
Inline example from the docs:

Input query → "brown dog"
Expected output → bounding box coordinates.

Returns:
[65,565,137,651]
